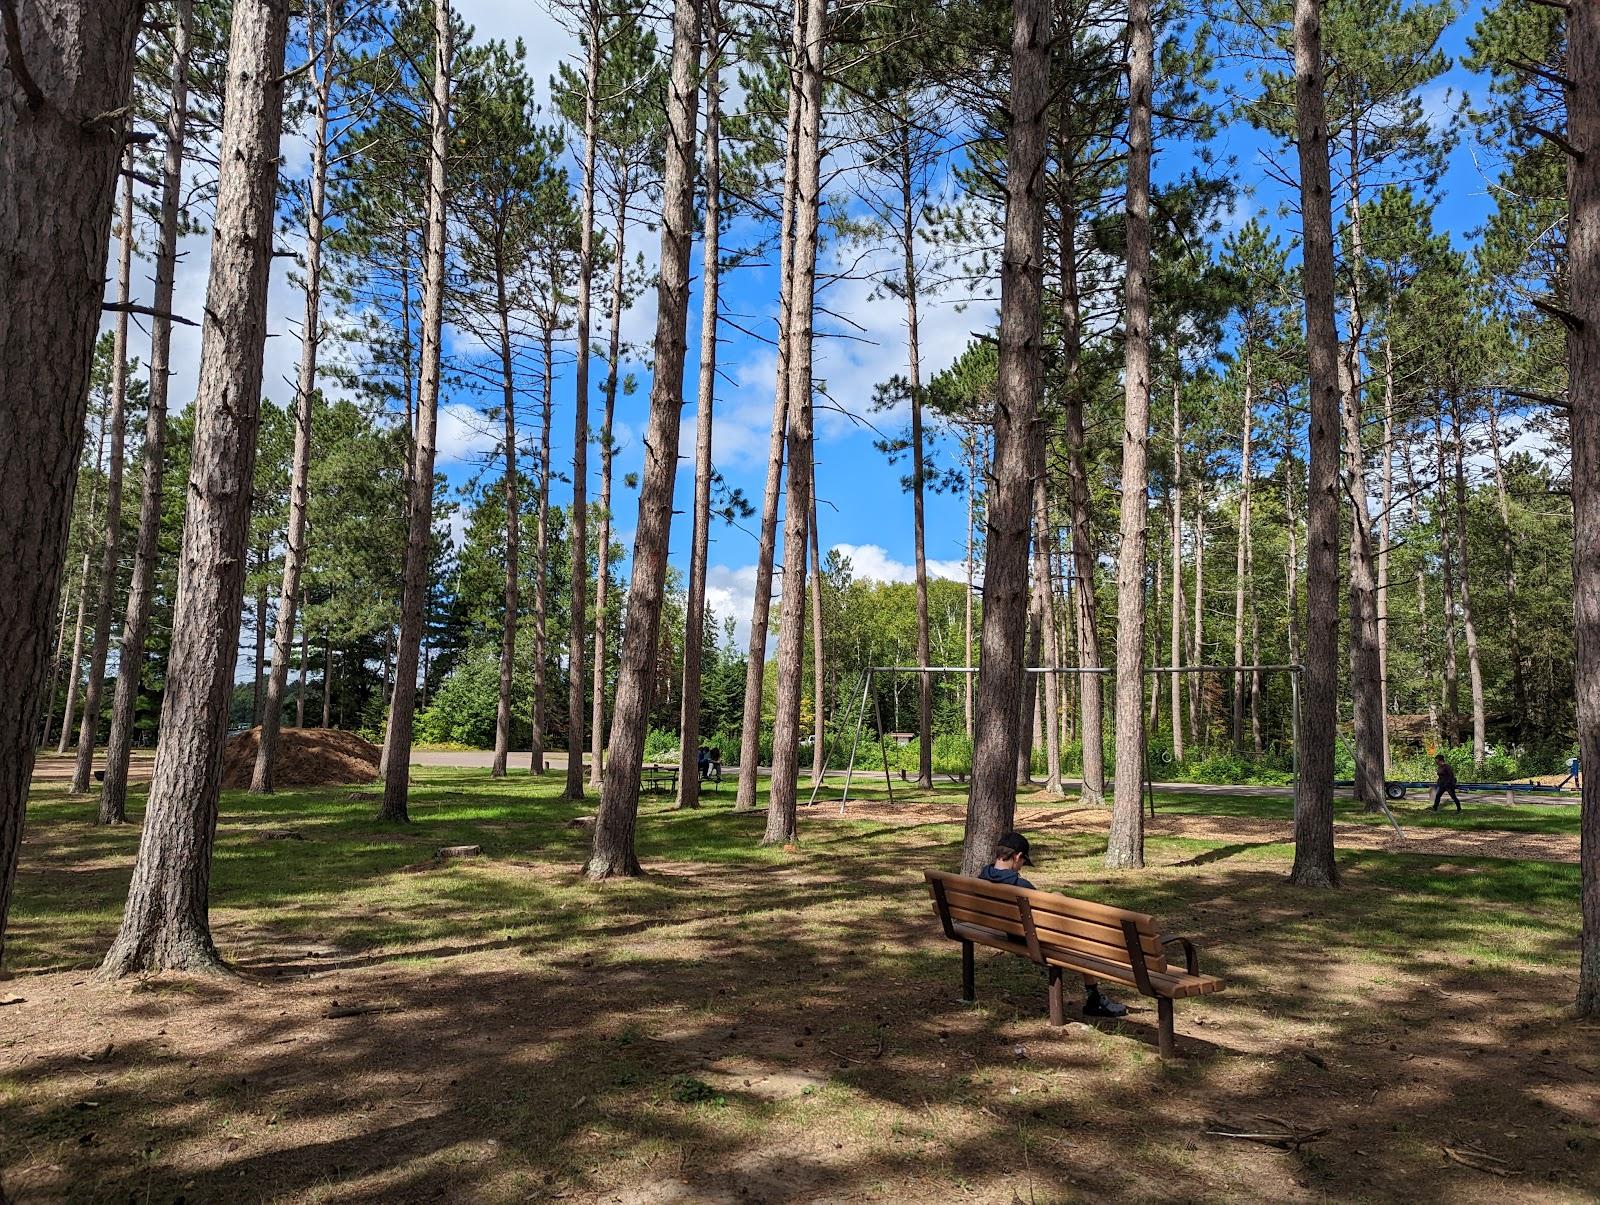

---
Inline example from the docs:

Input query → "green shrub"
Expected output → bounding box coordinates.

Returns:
[643,727,679,760]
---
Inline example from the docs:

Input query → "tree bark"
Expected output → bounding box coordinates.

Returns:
[253,0,332,793]
[1288,0,1340,888]
[378,0,450,823]
[1377,336,1394,766]
[566,0,600,801]
[1059,183,1103,803]
[532,328,554,774]
[590,190,630,790]
[97,0,290,977]
[808,452,826,788]
[492,251,519,779]
[1485,399,1530,728]
[58,417,107,755]
[72,155,135,795]
[1450,395,1487,767]
[1339,175,1385,810]
[1436,417,1461,744]
[1231,356,1252,752]
[252,565,268,726]
[962,0,1049,875]
[585,0,700,877]
[678,12,720,811]
[1033,471,1062,794]
[1568,0,1600,1017]
[900,128,934,791]
[765,0,824,848]
[1169,383,1185,759]
[964,437,977,736]
[735,0,805,813]
[322,629,331,727]
[1,0,145,964]
[296,620,308,727]
[1235,355,1248,752]
[1104,0,1153,870]
[1188,483,1204,741]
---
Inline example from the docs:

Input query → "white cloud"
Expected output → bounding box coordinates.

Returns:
[436,401,498,465]
[829,542,969,586]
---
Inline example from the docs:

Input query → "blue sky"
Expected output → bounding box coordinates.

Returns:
[111,0,1509,661]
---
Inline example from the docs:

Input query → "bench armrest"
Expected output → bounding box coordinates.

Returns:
[1159,934,1199,976]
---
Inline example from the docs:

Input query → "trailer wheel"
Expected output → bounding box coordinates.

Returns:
[1385,782,1407,800]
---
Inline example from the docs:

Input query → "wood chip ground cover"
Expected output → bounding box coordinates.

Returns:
[1,769,1596,1202]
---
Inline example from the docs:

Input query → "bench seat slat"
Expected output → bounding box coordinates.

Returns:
[933,883,1167,964]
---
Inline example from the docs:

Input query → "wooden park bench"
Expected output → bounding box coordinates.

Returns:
[924,870,1223,1057]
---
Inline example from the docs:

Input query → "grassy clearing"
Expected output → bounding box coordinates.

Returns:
[1,769,1595,1202]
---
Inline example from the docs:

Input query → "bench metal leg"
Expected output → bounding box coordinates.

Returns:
[1157,997,1174,1059]
[961,940,975,1002]
[1047,967,1065,1026]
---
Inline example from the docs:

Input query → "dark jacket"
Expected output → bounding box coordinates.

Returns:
[1436,762,1457,789]
[978,865,1035,891]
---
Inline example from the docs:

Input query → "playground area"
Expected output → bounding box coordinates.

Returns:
[2,764,1595,1202]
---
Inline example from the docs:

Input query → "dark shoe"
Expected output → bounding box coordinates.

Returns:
[1084,991,1129,1019]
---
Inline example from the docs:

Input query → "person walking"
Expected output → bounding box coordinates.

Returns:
[1432,754,1462,812]
[1557,754,1581,791]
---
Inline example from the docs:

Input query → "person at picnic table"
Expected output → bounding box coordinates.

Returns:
[977,831,1128,1019]
[1432,754,1462,812]
[1557,754,1581,790]
[697,745,711,779]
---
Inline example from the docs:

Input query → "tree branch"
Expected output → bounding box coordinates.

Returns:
[102,302,199,327]
[1529,295,1583,330]
[1529,124,1582,159]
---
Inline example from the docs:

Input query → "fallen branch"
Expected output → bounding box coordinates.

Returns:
[1204,1118,1328,1150]
[324,1003,402,1019]
[1443,1145,1518,1177]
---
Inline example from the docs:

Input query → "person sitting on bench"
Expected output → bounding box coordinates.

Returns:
[978,831,1128,1019]
[1432,754,1462,812]
[697,745,711,780]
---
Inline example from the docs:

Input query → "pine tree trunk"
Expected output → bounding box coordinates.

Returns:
[1169,386,1185,759]
[252,0,330,793]
[590,198,629,789]
[1017,569,1041,786]
[97,0,290,977]
[1104,0,1154,869]
[678,16,720,811]
[1033,473,1062,794]
[1405,450,1440,740]
[72,156,135,794]
[807,455,826,788]
[963,0,1049,875]
[296,619,308,727]
[59,418,107,755]
[322,630,332,727]
[1485,399,1530,729]
[586,0,701,876]
[0,0,144,963]
[1436,418,1461,744]
[41,586,72,748]
[1377,336,1394,766]
[378,0,450,823]
[252,565,267,726]
[1450,395,1487,767]
[1060,180,1103,802]
[964,438,977,736]
[1569,0,1600,1017]
[1284,427,1302,668]
[1231,358,1252,753]
[1288,0,1340,888]
[764,0,824,848]
[1189,486,1204,740]
[900,132,934,792]
[531,329,554,774]
[492,256,519,779]
[735,0,805,813]
[566,2,600,801]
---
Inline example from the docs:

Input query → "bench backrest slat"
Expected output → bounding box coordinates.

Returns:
[926,870,1168,975]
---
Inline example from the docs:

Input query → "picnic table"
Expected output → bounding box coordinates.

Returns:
[643,763,679,794]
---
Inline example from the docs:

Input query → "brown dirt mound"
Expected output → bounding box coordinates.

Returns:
[219,727,380,790]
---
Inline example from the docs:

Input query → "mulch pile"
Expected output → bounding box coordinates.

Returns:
[219,727,380,790]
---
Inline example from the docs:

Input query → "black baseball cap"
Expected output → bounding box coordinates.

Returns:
[996,831,1033,866]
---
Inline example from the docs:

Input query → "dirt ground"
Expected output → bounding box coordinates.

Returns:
[2,779,1596,1203]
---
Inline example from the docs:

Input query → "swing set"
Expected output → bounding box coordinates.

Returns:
[823,662,1406,837]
